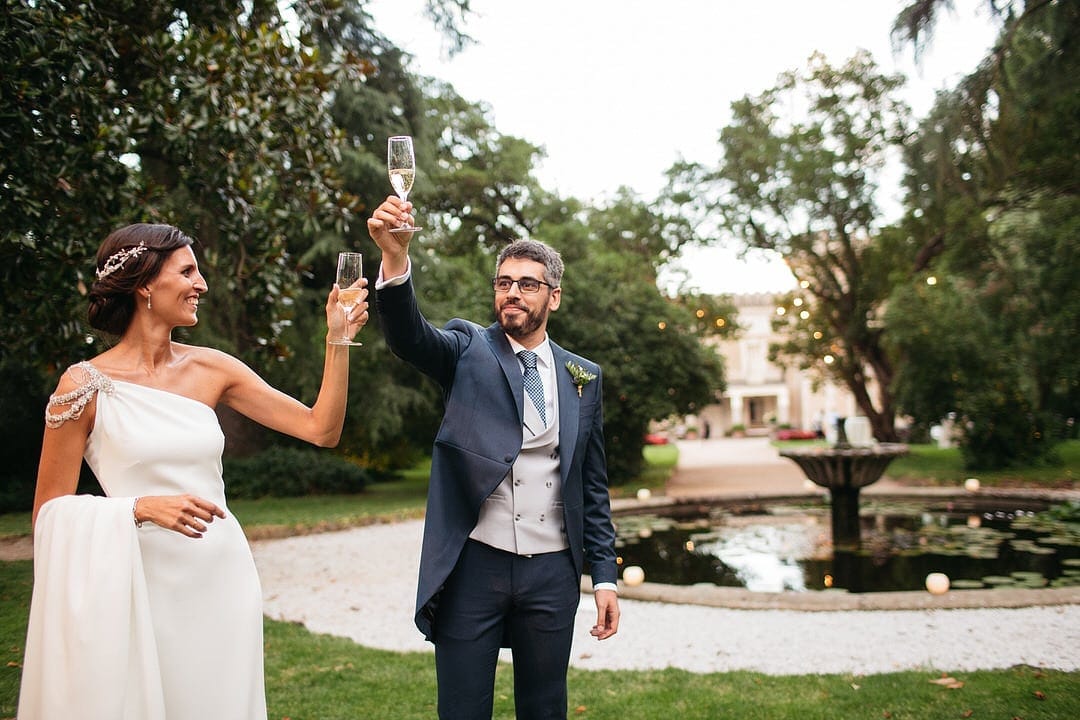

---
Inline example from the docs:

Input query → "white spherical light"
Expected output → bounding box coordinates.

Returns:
[636,488,652,501]
[925,572,950,595]
[622,565,646,587]
[964,477,981,492]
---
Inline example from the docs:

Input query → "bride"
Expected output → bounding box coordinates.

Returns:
[19,223,367,719]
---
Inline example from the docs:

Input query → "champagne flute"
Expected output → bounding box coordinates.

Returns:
[329,252,364,346]
[387,135,422,233]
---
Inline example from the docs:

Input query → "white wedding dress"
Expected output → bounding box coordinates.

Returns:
[19,362,266,719]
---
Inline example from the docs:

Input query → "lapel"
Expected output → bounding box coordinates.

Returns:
[551,343,580,486]
[485,323,525,422]
[485,326,581,486]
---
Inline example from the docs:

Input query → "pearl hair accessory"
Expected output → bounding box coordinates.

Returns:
[96,242,148,280]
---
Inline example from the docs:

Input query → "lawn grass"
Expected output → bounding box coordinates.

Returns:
[608,443,679,498]
[885,440,1079,487]
[265,615,1080,719]
[3,560,1076,719]
[229,467,430,539]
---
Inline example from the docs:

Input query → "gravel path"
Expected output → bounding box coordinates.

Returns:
[252,519,1080,676]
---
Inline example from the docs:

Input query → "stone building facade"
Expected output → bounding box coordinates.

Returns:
[690,292,861,438]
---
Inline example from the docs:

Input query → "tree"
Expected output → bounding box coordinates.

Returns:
[887,0,1079,468]
[0,0,376,376]
[338,75,730,480]
[0,0,454,504]
[548,189,729,482]
[668,52,914,442]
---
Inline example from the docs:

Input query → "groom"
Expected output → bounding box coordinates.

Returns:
[368,196,620,719]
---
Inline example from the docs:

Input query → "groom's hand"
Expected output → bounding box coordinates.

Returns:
[590,589,620,640]
[367,195,413,278]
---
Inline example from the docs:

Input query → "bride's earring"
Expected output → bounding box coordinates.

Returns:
[147,290,152,311]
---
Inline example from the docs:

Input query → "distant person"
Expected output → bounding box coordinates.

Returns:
[824,411,840,444]
[19,223,368,719]
[368,196,620,720]
[812,410,825,439]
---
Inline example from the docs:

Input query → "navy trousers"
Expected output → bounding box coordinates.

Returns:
[433,539,579,720]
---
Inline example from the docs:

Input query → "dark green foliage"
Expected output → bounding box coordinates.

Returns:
[889,1,1079,469]
[885,276,1058,471]
[0,361,48,513]
[1044,500,1080,523]
[0,0,431,500]
[3,0,723,493]
[223,447,370,499]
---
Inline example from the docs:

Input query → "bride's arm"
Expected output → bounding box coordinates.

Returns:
[33,372,93,526]
[219,281,369,447]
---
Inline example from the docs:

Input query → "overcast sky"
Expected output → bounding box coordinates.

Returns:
[368,0,999,294]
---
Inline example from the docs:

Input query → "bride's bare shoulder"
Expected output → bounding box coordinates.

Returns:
[179,343,239,365]
[178,344,249,379]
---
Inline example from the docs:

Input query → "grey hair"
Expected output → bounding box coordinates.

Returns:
[495,239,564,287]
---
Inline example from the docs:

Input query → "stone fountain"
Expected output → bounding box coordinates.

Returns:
[779,417,908,549]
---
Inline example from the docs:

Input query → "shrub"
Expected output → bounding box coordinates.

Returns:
[223,446,370,499]
[0,360,49,513]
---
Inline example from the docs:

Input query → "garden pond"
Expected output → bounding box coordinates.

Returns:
[613,497,1080,593]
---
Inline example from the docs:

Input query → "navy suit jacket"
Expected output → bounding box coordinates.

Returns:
[377,277,619,640]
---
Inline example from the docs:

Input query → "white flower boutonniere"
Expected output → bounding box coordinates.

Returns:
[565,361,597,397]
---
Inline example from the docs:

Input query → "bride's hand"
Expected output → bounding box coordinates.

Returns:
[133,494,226,538]
[326,278,369,343]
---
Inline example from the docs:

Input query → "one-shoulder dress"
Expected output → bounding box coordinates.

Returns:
[18,362,266,719]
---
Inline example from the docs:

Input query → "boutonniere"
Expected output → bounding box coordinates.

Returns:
[565,361,597,397]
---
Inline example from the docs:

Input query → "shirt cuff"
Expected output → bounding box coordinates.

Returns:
[375,257,411,290]
[593,582,618,593]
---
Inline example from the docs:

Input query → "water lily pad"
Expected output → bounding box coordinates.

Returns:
[1039,535,1079,546]
[1010,540,1056,555]
[1009,572,1048,587]
[950,579,985,589]
[981,575,1015,586]
[1010,570,1045,580]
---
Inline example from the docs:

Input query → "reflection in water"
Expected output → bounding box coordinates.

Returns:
[693,519,823,591]
[613,499,1080,593]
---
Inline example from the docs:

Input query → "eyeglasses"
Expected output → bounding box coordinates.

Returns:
[492,276,556,294]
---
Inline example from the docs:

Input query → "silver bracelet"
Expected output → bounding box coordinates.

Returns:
[132,497,143,528]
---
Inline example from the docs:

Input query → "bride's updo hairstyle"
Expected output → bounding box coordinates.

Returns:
[88,223,194,336]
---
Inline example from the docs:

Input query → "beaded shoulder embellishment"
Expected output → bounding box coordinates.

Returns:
[44,361,115,429]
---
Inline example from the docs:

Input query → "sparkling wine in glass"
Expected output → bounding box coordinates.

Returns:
[329,251,363,346]
[388,135,422,233]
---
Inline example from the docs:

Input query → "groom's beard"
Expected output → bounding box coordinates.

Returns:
[498,300,547,339]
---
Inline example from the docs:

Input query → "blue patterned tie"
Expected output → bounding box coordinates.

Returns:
[517,350,546,426]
